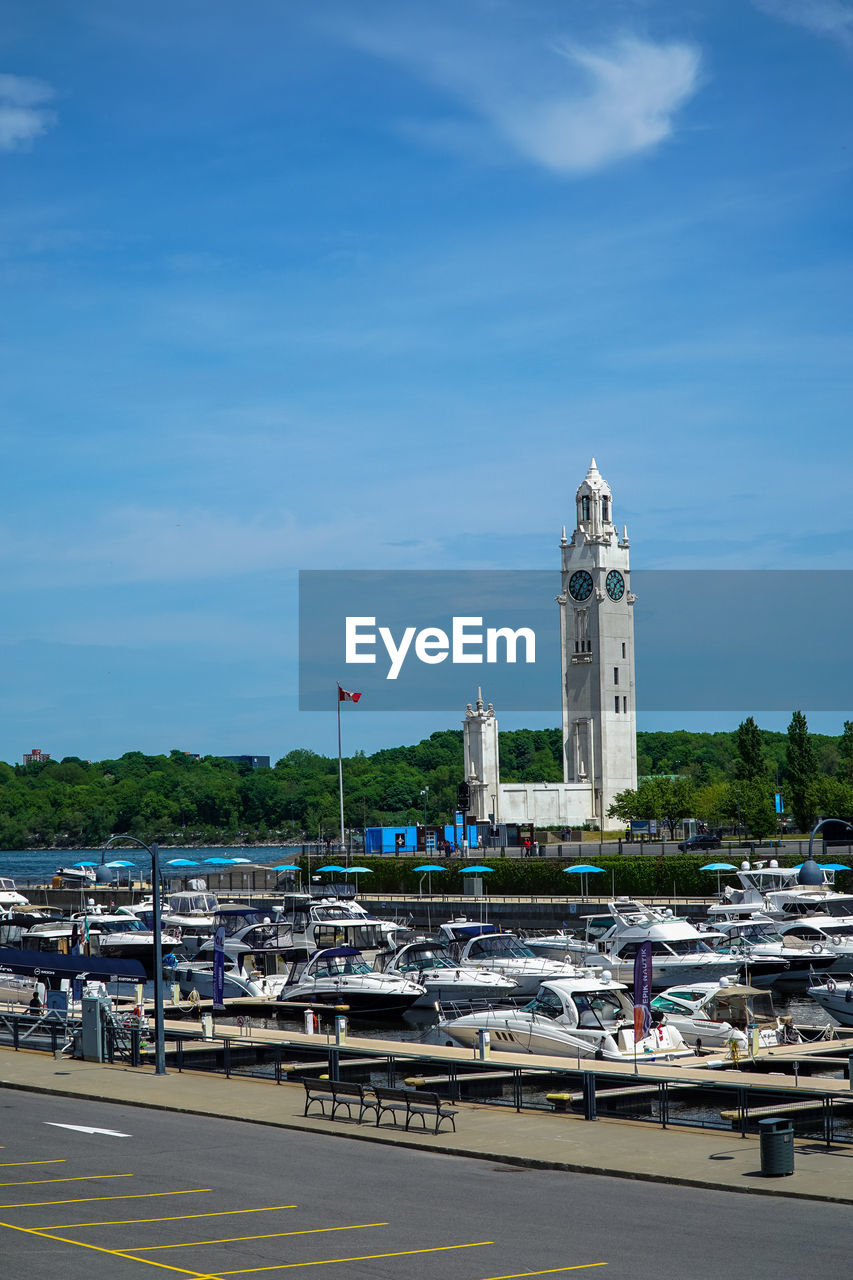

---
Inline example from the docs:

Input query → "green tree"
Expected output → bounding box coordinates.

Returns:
[734,716,765,781]
[607,775,695,839]
[786,710,818,832]
[839,721,853,785]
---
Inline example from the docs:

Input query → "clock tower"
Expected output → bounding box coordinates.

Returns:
[557,459,637,826]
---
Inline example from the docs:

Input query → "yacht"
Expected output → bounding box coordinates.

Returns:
[588,900,745,989]
[806,976,853,1027]
[71,912,182,970]
[651,979,789,1053]
[0,879,29,910]
[438,972,693,1062]
[379,941,519,1007]
[439,925,584,997]
[709,859,853,922]
[129,891,219,954]
[701,917,838,987]
[274,946,425,1018]
[167,943,267,1001]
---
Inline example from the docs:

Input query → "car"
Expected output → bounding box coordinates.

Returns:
[677,833,722,852]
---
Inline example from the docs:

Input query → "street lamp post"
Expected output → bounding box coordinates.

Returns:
[420,786,429,827]
[104,834,166,1076]
[808,818,853,861]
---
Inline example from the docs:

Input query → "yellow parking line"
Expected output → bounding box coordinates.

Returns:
[478,1267,609,1278]
[0,1160,66,1168]
[125,1222,389,1251]
[3,1188,211,1208]
[0,1218,216,1277]
[0,1173,132,1188]
[41,1205,298,1230]
[193,1240,494,1277]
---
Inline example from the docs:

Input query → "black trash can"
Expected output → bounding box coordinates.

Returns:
[758,1117,794,1177]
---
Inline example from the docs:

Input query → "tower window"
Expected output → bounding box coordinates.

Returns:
[622,642,626,658]
[613,667,619,685]
[614,696,620,714]
[623,696,628,713]
[602,496,610,522]
[581,495,590,521]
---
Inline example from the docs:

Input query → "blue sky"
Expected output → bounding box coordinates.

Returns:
[1,0,852,765]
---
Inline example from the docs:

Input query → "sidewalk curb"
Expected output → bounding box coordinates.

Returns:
[3,1074,851,1207]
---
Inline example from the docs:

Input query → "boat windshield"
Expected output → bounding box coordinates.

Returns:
[525,988,565,1021]
[396,948,454,972]
[467,936,533,960]
[312,954,373,978]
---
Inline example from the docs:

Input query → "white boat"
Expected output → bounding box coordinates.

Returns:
[0,878,29,910]
[273,946,425,1018]
[128,891,219,954]
[285,901,403,960]
[589,900,745,989]
[437,922,582,997]
[708,859,853,923]
[167,944,267,1000]
[380,941,519,1007]
[701,917,839,987]
[807,976,853,1026]
[651,979,790,1053]
[438,972,693,1062]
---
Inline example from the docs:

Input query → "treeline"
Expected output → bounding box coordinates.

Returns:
[0,716,851,849]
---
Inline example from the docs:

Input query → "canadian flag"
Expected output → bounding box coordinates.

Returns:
[338,684,362,703]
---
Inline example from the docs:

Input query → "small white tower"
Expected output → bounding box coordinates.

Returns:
[557,459,637,825]
[462,688,500,822]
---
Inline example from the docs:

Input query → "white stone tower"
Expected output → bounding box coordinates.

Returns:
[557,459,637,826]
[463,688,500,822]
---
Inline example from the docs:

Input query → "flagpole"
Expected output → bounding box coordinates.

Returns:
[337,686,347,865]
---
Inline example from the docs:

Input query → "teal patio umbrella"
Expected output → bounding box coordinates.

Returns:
[413,863,444,896]
[345,865,372,893]
[700,861,739,896]
[562,863,605,899]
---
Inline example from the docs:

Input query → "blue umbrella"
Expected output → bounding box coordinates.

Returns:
[270,863,301,872]
[791,863,849,872]
[73,861,98,868]
[316,864,348,874]
[345,865,372,891]
[458,865,494,874]
[563,863,605,899]
[414,863,445,897]
[203,857,236,866]
[104,860,135,868]
[166,858,199,867]
[700,861,739,894]
[230,858,252,865]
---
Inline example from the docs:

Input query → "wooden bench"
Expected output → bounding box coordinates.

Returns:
[301,1077,378,1124]
[374,1086,457,1134]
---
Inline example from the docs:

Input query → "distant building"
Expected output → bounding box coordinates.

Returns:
[22,748,50,766]
[222,755,271,770]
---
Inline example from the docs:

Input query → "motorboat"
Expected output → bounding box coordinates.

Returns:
[274,946,425,1018]
[166,943,267,1000]
[379,941,519,1007]
[285,901,404,960]
[650,979,791,1053]
[51,866,97,889]
[771,918,853,975]
[588,900,747,989]
[702,918,839,987]
[0,878,29,910]
[438,922,582,997]
[71,912,182,970]
[129,891,219,954]
[438,972,693,1062]
[807,975,853,1026]
[709,859,853,922]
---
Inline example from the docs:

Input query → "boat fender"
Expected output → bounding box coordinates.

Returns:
[812,944,823,955]
[827,979,837,994]
[846,986,853,1003]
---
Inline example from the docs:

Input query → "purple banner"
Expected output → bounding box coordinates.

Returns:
[632,940,653,1043]
[212,924,226,1011]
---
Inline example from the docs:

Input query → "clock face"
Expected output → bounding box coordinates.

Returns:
[569,570,594,602]
[606,570,625,601]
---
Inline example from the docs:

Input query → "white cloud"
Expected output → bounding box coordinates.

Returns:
[753,0,853,47]
[0,74,56,151]
[338,14,701,174]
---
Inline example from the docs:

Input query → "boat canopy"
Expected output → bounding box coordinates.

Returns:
[0,946,146,983]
